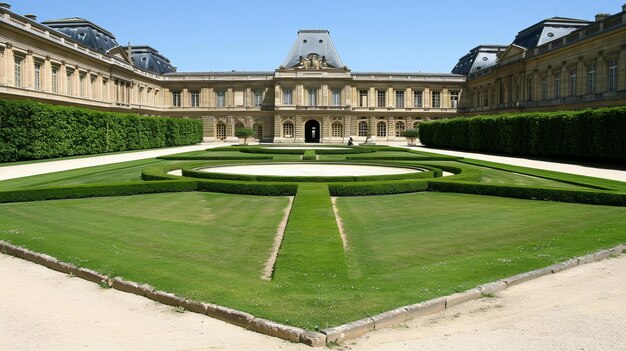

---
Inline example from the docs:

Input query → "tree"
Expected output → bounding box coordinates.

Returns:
[235,127,254,145]
[402,128,420,146]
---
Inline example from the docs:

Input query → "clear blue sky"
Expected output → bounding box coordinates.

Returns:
[10,1,625,73]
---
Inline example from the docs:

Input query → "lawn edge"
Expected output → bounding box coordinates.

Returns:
[0,240,623,347]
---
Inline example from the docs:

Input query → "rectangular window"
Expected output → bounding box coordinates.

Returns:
[66,69,73,96]
[431,90,441,108]
[102,78,108,101]
[359,90,368,107]
[395,90,405,108]
[216,90,225,107]
[587,62,596,94]
[608,59,618,93]
[527,79,533,101]
[541,76,547,100]
[331,88,341,106]
[79,73,86,97]
[190,90,200,107]
[34,63,42,91]
[450,91,459,108]
[376,90,386,107]
[90,75,97,99]
[172,91,181,107]
[308,88,317,106]
[553,72,561,99]
[51,67,59,93]
[569,70,577,97]
[254,89,263,107]
[413,90,423,108]
[282,88,292,105]
[14,57,23,88]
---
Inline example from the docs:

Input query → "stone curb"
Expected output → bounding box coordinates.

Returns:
[1,240,623,347]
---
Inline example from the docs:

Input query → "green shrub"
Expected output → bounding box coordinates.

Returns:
[328,179,429,196]
[0,181,198,203]
[0,99,203,162]
[302,150,316,160]
[427,181,626,206]
[419,107,626,162]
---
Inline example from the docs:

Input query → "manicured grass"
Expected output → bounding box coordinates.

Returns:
[1,190,624,330]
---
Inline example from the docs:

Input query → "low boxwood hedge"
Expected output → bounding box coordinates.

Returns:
[302,150,316,160]
[157,155,273,161]
[196,180,298,196]
[427,180,626,206]
[0,180,198,203]
[328,179,429,196]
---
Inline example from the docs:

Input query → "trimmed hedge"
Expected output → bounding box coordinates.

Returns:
[0,181,198,203]
[419,107,626,162]
[428,180,626,206]
[157,155,273,161]
[196,180,297,196]
[302,150,316,160]
[328,179,429,196]
[0,99,203,162]
[237,147,374,155]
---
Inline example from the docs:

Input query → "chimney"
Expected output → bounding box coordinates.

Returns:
[0,3,11,9]
[24,14,37,21]
[595,13,610,21]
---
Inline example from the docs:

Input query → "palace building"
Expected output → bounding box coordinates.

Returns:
[1,3,625,142]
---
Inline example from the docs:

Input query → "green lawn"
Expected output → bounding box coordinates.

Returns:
[1,190,624,329]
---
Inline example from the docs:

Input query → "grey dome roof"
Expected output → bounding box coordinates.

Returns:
[124,46,176,74]
[42,17,118,54]
[512,17,591,49]
[452,45,507,75]
[282,30,344,69]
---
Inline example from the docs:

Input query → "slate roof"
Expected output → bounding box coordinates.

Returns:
[42,17,119,54]
[282,30,344,69]
[123,46,176,74]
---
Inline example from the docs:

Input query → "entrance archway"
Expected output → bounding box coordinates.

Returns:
[304,119,321,143]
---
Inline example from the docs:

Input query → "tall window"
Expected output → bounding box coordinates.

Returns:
[66,69,73,96]
[431,91,441,108]
[413,90,423,108]
[541,76,547,100]
[254,89,263,107]
[190,90,200,107]
[216,90,225,107]
[331,88,341,106]
[376,121,386,137]
[14,56,23,88]
[307,88,317,106]
[331,122,343,137]
[608,59,618,93]
[283,121,294,138]
[569,69,577,97]
[450,91,459,108]
[395,90,405,108]
[358,120,368,137]
[587,62,596,94]
[527,78,533,101]
[215,122,226,140]
[282,88,292,105]
[359,90,368,107]
[79,73,86,97]
[234,121,244,133]
[553,72,561,99]
[102,78,108,101]
[376,90,386,107]
[172,91,181,107]
[51,67,59,93]
[34,63,42,91]
[90,75,97,99]
[253,124,263,139]
[394,121,405,137]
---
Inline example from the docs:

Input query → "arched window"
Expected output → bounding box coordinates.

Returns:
[331,122,343,137]
[234,121,245,134]
[412,121,421,130]
[395,121,405,137]
[283,121,295,138]
[216,122,226,140]
[376,121,387,137]
[253,124,263,140]
[358,121,368,137]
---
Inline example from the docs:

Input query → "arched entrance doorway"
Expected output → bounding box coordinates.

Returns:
[304,119,320,143]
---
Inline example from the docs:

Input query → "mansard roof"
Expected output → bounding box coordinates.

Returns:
[512,17,591,49]
[42,17,119,54]
[281,30,345,69]
[123,45,176,74]
[451,45,507,75]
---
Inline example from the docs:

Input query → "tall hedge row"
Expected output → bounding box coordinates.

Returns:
[419,107,626,162]
[0,99,203,162]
